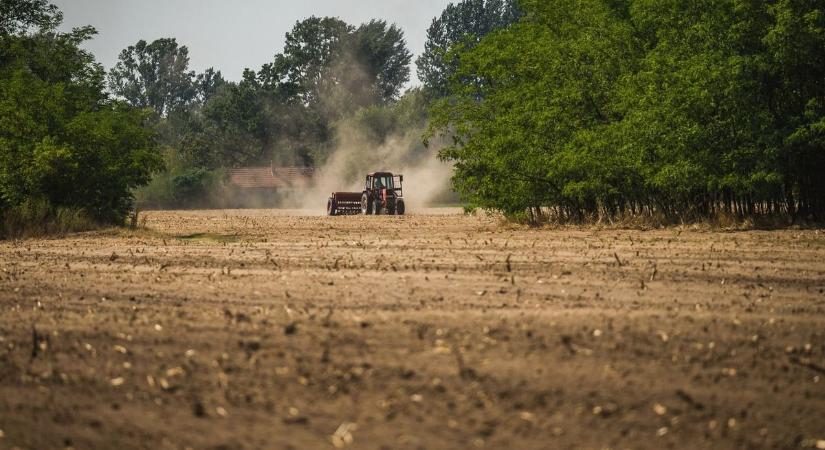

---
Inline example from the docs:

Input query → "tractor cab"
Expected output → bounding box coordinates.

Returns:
[362,172,405,215]
[366,173,402,196]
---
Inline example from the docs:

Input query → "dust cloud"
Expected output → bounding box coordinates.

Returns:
[273,44,456,213]
[281,122,454,214]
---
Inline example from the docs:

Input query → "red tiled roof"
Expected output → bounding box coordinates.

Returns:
[228,167,314,189]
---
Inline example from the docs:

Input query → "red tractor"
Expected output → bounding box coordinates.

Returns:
[327,172,406,216]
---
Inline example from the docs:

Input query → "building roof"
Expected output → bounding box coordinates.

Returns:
[228,166,314,189]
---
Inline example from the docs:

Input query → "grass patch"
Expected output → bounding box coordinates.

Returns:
[94,226,168,240]
[1,199,99,239]
[177,233,240,243]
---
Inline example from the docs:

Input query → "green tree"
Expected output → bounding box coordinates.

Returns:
[258,17,352,105]
[0,0,61,35]
[0,1,162,226]
[430,0,825,221]
[108,38,198,117]
[429,0,636,216]
[762,0,825,217]
[195,67,226,103]
[258,17,411,111]
[347,20,412,102]
[417,0,520,98]
[251,16,413,167]
[182,72,267,168]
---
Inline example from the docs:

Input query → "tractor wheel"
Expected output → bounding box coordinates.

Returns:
[396,199,406,215]
[372,198,382,215]
[327,198,337,216]
[361,193,372,215]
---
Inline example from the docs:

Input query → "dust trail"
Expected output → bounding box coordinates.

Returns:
[268,50,454,213]
[282,123,453,214]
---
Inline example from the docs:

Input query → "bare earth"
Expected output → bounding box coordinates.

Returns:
[1,209,824,450]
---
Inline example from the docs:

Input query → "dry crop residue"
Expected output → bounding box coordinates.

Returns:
[1,209,824,449]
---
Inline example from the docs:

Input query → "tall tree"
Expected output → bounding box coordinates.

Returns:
[195,67,226,104]
[417,0,520,98]
[0,2,162,223]
[347,20,412,102]
[258,16,412,110]
[108,38,197,117]
[762,0,825,216]
[0,0,61,35]
[247,16,414,167]
[429,0,635,215]
[429,0,825,221]
[258,17,352,105]
[181,71,266,168]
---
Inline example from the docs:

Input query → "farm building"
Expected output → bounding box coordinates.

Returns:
[226,165,315,207]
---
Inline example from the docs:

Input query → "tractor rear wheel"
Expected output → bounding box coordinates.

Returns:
[327,198,337,216]
[361,194,372,215]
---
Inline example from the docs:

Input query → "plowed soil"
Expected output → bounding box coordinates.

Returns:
[1,209,824,450]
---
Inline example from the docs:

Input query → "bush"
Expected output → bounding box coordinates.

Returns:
[135,166,225,209]
[0,13,162,233]
[0,199,96,239]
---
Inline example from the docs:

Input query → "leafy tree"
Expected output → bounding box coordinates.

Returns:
[430,0,825,221]
[258,17,352,105]
[347,20,412,102]
[243,16,413,168]
[195,67,226,103]
[417,0,520,98]
[0,0,61,35]
[259,17,411,110]
[181,74,267,168]
[107,39,234,207]
[762,0,825,217]
[429,0,635,216]
[0,2,162,226]
[108,38,198,117]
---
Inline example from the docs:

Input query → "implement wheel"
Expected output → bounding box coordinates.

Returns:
[361,193,372,215]
[327,198,337,216]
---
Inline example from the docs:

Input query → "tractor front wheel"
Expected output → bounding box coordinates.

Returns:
[361,194,372,215]
[372,198,382,215]
[396,199,406,216]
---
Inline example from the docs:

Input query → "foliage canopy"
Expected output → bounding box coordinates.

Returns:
[429,0,825,221]
[0,1,162,230]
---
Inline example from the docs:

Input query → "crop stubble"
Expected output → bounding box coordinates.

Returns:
[0,209,824,449]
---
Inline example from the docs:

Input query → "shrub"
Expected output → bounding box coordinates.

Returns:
[0,199,96,239]
[0,8,162,236]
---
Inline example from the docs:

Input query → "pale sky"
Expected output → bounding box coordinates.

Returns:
[52,0,452,87]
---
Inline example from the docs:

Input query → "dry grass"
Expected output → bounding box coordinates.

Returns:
[0,200,98,239]
[501,207,814,232]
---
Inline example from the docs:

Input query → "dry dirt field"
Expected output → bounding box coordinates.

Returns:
[1,209,824,450]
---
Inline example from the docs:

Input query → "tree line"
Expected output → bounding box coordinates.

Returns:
[1,0,512,227]
[429,0,825,223]
[115,18,416,207]
[122,2,516,208]
[3,0,823,234]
